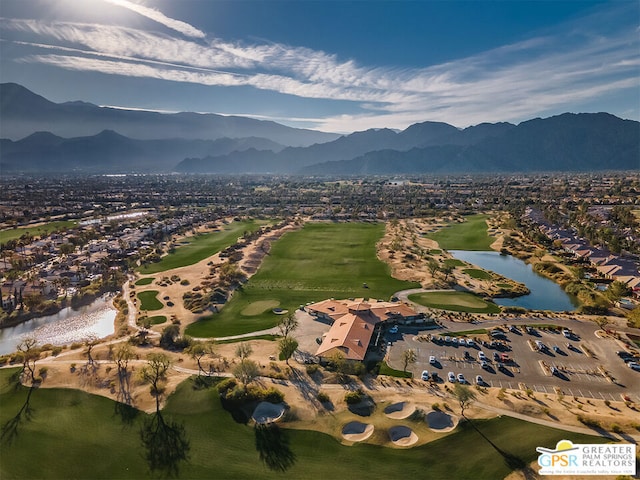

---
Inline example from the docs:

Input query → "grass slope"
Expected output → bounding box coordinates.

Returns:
[0,220,77,245]
[137,220,265,274]
[428,214,493,251]
[186,223,419,337]
[409,291,501,314]
[0,369,608,479]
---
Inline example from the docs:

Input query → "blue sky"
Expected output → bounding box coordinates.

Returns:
[0,0,638,133]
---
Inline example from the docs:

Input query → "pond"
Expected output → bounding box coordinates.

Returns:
[0,295,116,355]
[450,250,579,312]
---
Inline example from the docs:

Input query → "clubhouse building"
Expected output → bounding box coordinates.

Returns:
[307,298,427,361]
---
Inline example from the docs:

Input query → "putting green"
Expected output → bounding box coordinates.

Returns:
[241,300,280,316]
[408,291,500,314]
[463,268,492,280]
[137,290,163,311]
[134,277,154,286]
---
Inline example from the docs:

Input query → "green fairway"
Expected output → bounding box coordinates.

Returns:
[427,215,493,251]
[135,277,154,286]
[186,223,419,337]
[137,290,163,311]
[241,300,281,316]
[409,291,501,314]
[0,220,77,245]
[146,315,167,325]
[0,368,608,479]
[463,268,492,280]
[137,220,266,274]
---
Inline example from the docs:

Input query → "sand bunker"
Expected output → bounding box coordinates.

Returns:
[426,411,457,432]
[383,402,416,419]
[252,402,286,424]
[388,426,418,447]
[341,421,374,442]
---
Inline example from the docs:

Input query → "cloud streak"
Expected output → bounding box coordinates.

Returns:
[1,1,638,131]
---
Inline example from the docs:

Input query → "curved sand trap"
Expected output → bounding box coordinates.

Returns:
[388,426,418,447]
[341,421,374,442]
[426,411,457,432]
[252,402,285,424]
[384,401,416,419]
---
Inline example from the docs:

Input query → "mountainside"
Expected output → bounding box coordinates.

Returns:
[0,83,338,146]
[0,130,286,173]
[302,113,639,175]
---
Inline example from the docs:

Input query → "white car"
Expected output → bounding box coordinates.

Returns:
[477,351,486,361]
[457,373,466,383]
[429,355,437,365]
[421,370,430,380]
[466,339,475,347]
[448,372,456,382]
[458,338,466,346]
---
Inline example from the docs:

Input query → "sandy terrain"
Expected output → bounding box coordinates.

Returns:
[252,401,286,424]
[425,411,458,431]
[388,425,419,446]
[384,401,416,419]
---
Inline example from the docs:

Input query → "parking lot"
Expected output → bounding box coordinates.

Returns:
[387,320,640,403]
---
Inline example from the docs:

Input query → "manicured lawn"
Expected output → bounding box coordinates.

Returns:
[146,315,167,325]
[137,290,163,311]
[0,368,608,479]
[241,300,281,316]
[0,220,77,245]
[378,362,413,378]
[444,259,465,268]
[135,277,154,286]
[408,291,501,314]
[427,214,494,251]
[446,329,489,337]
[137,220,267,274]
[463,268,492,280]
[186,223,419,337]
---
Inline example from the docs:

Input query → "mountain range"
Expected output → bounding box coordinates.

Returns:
[1,83,638,174]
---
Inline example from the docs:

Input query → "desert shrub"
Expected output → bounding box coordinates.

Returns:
[611,424,623,434]
[261,387,285,404]
[305,364,319,375]
[431,403,441,411]
[344,389,364,405]
[216,377,237,394]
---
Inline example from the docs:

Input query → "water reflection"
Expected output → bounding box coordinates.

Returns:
[0,296,116,355]
[450,250,578,312]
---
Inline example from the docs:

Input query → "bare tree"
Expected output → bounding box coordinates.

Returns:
[427,259,440,278]
[401,348,417,372]
[235,342,253,360]
[277,313,299,339]
[187,341,214,376]
[83,335,99,366]
[16,337,40,385]
[452,383,477,418]
[232,358,260,389]
[278,337,298,366]
[140,353,172,414]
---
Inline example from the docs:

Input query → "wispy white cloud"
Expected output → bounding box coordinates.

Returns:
[102,0,206,39]
[1,1,638,131]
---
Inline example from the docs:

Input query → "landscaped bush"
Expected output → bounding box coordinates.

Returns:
[216,377,237,394]
[262,387,285,404]
[305,364,319,375]
[344,389,364,405]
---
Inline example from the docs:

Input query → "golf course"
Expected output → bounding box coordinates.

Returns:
[0,368,607,479]
[186,222,420,337]
[408,291,501,314]
[427,214,493,251]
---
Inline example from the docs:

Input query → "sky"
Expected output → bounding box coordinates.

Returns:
[0,0,638,133]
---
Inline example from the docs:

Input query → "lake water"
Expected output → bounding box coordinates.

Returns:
[0,296,116,355]
[450,250,578,312]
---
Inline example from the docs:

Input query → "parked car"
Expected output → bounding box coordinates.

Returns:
[550,366,559,375]
[388,325,398,334]
[448,372,456,382]
[478,351,486,361]
[429,355,437,365]
[509,325,519,333]
[475,375,484,385]
[481,360,489,370]
[458,338,466,346]
[466,339,476,348]
[421,370,430,381]
[628,362,640,371]
[552,345,560,353]
[451,337,458,346]
[457,373,466,383]
[562,329,572,338]
[493,352,500,361]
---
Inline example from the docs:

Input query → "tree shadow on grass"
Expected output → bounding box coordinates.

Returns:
[464,417,526,471]
[140,412,190,477]
[1,372,36,446]
[254,423,296,472]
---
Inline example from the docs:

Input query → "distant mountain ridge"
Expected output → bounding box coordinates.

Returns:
[1,83,638,174]
[0,83,338,146]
